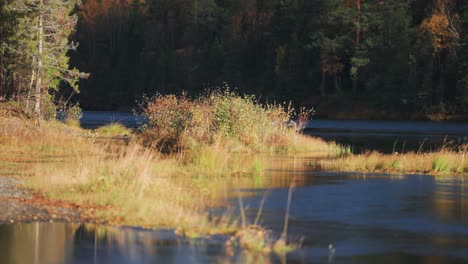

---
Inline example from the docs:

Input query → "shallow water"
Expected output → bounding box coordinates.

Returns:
[1,157,467,263]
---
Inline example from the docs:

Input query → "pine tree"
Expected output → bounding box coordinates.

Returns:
[3,0,87,123]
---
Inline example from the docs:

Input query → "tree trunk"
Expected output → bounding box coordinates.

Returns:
[26,59,36,115]
[334,74,341,94]
[320,70,326,96]
[0,57,4,100]
[353,0,361,97]
[34,0,44,125]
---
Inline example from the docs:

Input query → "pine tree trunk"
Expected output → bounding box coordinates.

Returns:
[34,0,44,125]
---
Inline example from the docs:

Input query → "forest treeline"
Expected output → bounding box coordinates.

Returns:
[1,0,468,116]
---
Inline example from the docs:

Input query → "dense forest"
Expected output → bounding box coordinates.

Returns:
[1,0,468,117]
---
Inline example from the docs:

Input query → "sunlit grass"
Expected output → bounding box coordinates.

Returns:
[26,142,267,232]
[0,116,92,157]
[314,147,468,175]
[95,122,132,137]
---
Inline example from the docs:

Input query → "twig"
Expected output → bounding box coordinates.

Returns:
[238,192,246,228]
[392,139,398,154]
[254,190,270,226]
[417,138,428,155]
[281,178,296,240]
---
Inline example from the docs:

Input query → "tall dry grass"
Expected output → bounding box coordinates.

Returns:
[0,112,264,234]
[27,141,283,234]
[0,115,94,173]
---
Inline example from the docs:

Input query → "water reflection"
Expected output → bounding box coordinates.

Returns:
[0,223,75,264]
[0,223,294,264]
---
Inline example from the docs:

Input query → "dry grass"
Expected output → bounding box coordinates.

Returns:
[27,142,274,230]
[314,146,468,175]
[0,114,266,235]
[0,116,93,165]
[28,143,233,231]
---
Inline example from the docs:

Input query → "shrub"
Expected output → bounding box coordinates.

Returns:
[57,102,83,126]
[139,90,314,153]
[43,94,58,121]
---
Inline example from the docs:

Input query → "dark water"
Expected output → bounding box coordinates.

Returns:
[1,169,467,263]
[303,119,468,153]
[80,111,143,129]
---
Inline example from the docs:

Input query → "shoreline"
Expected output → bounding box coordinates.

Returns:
[0,176,94,225]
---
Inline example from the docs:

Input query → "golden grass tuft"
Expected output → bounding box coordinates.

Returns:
[315,146,468,175]
[95,123,132,137]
